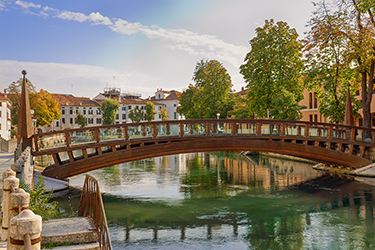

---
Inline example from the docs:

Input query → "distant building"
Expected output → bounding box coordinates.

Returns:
[50,94,101,131]
[93,87,164,124]
[0,90,11,140]
[149,89,183,120]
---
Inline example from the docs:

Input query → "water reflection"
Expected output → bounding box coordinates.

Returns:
[61,153,375,249]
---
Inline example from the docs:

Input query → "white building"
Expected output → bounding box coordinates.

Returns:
[150,89,184,120]
[0,91,12,140]
[50,94,101,131]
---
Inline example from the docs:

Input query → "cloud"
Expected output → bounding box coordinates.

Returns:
[12,1,246,68]
[15,0,40,9]
[0,60,159,98]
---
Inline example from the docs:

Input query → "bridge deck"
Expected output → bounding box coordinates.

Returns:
[31,119,375,179]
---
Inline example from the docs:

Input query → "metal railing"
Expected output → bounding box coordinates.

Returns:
[78,175,112,250]
[32,119,375,153]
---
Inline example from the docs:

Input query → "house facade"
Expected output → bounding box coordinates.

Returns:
[0,91,11,140]
[149,89,183,120]
[50,94,101,131]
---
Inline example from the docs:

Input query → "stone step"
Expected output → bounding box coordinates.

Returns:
[42,217,98,245]
[43,242,100,250]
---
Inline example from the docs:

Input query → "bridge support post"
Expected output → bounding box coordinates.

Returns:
[1,171,18,241]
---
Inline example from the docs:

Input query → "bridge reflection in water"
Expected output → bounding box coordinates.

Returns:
[58,153,375,249]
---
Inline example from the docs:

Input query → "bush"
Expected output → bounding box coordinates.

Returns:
[20,175,59,220]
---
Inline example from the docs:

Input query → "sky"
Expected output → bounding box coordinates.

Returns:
[0,0,317,99]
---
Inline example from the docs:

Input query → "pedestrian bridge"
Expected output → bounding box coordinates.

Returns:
[31,119,375,180]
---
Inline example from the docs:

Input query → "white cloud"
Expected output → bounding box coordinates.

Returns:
[13,1,246,68]
[0,60,158,98]
[15,0,40,9]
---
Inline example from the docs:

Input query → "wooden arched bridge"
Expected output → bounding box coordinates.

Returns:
[31,119,375,180]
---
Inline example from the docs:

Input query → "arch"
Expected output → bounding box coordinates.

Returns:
[41,136,372,179]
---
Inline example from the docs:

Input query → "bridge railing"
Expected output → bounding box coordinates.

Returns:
[32,119,375,152]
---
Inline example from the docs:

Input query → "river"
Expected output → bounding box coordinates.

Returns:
[55,152,375,250]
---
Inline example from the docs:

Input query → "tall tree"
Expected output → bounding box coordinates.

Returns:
[144,102,157,122]
[306,0,375,128]
[240,19,304,120]
[178,59,234,119]
[100,98,120,125]
[304,2,361,123]
[128,107,144,123]
[75,111,87,128]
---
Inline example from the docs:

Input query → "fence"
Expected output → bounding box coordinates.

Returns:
[78,175,112,250]
[0,136,9,153]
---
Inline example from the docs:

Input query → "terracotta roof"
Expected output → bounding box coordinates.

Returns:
[150,90,181,101]
[120,97,163,106]
[51,93,100,107]
[236,88,249,96]
[0,92,10,101]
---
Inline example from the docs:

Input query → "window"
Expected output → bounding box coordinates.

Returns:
[128,106,132,110]
[116,114,119,119]
[314,114,318,122]
[313,92,318,108]
[96,118,101,124]
[70,108,73,115]
[359,118,363,127]
[309,93,312,109]
[56,121,59,127]
[159,114,161,119]
[61,109,65,115]
[309,115,313,122]
[174,104,177,107]
[83,108,86,115]
[75,118,77,124]
[62,118,65,124]
[0,111,1,117]
[174,112,176,119]
[122,114,126,119]
[96,109,101,114]
[0,102,2,106]
[122,106,126,110]
[70,118,73,124]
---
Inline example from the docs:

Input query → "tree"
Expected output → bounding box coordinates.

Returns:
[128,107,144,123]
[178,59,234,119]
[29,89,61,127]
[306,0,375,129]
[75,111,87,128]
[159,107,169,121]
[304,3,361,123]
[7,78,36,126]
[144,102,157,122]
[239,19,304,120]
[100,98,120,125]
[7,79,61,127]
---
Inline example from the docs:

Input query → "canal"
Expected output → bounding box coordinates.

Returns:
[56,152,375,249]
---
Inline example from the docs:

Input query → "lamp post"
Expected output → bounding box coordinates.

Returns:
[216,113,220,133]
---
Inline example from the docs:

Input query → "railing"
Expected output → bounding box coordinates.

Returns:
[0,136,9,153]
[78,175,112,250]
[32,119,375,152]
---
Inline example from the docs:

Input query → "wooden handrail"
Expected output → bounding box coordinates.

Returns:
[78,175,112,250]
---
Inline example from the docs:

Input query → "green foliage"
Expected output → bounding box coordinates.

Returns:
[158,107,169,121]
[240,19,304,119]
[178,59,234,119]
[128,106,144,123]
[75,111,87,128]
[304,10,361,123]
[19,175,58,220]
[100,98,120,125]
[144,101,156,122]
[42,242,75,249]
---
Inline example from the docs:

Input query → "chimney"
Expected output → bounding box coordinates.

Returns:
[3,89,6,98]
[241,86,244,91]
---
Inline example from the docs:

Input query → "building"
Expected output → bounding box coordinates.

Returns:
[299,89,329,123]
[50,94,101,131]
[0,90,11,140]
[93,88,163,124]
[149,89,183,120]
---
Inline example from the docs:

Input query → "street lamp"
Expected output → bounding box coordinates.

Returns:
[216,113,220,133]
[216,113,220,119]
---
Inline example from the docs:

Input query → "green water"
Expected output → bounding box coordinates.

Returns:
[57,152,375,250]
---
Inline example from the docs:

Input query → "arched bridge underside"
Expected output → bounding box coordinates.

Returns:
[32,119,375,180]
